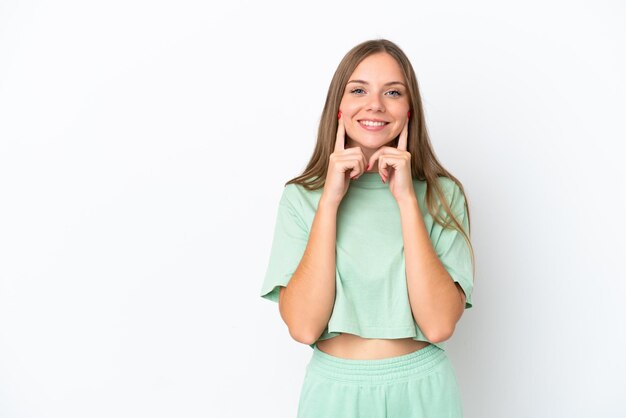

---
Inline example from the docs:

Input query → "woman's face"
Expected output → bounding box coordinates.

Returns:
[339,52,410,151]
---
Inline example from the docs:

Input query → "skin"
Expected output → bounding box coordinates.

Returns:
[316,52,432,359]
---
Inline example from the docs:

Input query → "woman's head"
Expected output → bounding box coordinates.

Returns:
[289,39,453,186]
[339,51,411,152]
[285,39,473,271]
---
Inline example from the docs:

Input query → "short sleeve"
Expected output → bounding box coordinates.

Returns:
[432,180,474,309]
[260,185,310,303]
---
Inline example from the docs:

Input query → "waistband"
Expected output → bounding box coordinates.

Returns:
[308,343,446,384]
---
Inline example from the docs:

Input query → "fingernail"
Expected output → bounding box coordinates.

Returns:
[366,164,370,171]
[381,175,385,183]
[338,110,342,119]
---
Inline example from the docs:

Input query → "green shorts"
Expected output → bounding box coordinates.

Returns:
[297,343,464,418]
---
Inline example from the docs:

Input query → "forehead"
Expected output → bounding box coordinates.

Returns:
[349,52,405,83]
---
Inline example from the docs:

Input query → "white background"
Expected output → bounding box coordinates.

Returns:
[1,1,625,417]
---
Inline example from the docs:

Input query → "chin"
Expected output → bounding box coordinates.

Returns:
[359,138,393,148]
[348,134,388,145]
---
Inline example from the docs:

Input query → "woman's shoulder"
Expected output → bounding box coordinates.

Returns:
[431,176,464,198]
[413,175,457,193]
[281,181,323,205]
[435,175,457,190]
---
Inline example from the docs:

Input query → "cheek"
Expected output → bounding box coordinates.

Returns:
[343,117,359,138]
[339,96,356,112]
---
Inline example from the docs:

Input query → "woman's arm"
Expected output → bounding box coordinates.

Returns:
[398,197,466,343]
[278,196,339,345]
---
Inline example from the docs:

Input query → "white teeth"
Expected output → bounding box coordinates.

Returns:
[360,120,387,127]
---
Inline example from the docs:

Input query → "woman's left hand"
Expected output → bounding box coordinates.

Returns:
[366,118,416,203]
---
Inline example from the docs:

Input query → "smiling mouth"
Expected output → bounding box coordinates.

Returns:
[358,120,389,127]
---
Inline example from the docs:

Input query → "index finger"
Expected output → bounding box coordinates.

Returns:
[396,117,409,151]
[334,112,345,152]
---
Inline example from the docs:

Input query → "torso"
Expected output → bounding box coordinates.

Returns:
[315,332,431,360]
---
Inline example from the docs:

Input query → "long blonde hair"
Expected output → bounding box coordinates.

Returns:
[285,38,475,280]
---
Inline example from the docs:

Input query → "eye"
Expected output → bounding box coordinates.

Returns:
[350,88,365,95]
[386,90,402,97]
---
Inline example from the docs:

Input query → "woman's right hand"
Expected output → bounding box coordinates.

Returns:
[321,112,369,207]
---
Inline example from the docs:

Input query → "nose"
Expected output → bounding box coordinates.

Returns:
[366,94,385,112]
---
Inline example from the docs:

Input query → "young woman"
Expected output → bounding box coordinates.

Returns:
[260,39,475,417]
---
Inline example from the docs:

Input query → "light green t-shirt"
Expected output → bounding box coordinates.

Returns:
[260,172,474,351]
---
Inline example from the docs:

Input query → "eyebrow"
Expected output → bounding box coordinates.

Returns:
[347,79,407,88]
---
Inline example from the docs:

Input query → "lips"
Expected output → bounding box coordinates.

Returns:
[359,119,389,126]
[358,119,389,129]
